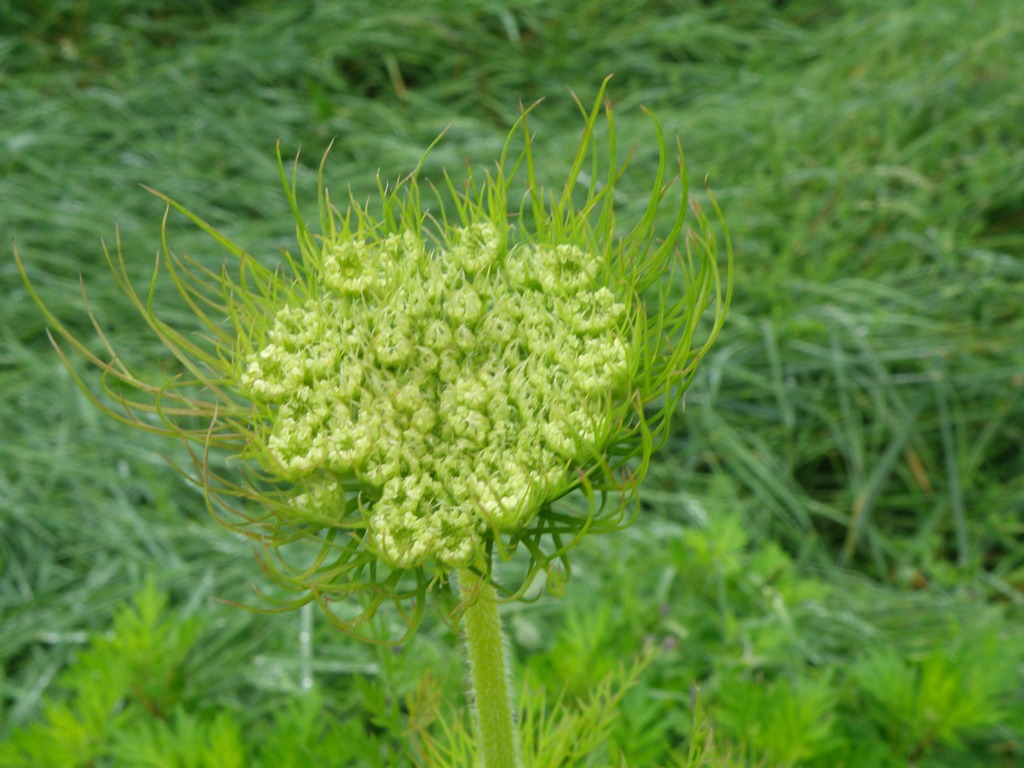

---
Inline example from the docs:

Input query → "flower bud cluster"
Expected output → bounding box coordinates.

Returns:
[240,223,628,568]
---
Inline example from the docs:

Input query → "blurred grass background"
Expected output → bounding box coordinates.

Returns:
[2,0,1023,765]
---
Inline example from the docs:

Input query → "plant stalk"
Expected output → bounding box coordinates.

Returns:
[458,568,520,768]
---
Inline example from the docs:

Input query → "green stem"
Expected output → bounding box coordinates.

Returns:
[458,568,521,768]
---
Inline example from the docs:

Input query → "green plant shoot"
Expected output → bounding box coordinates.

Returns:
[16,76,731,766]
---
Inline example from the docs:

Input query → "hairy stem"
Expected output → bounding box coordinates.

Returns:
[458,568,520,768]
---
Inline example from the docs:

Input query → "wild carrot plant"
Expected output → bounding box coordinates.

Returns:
[17,78,730,766]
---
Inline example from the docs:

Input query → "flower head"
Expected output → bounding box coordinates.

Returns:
[241,220,632,570]
[17,77,731,638]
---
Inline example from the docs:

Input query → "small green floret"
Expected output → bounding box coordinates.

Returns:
[241,222,628,568]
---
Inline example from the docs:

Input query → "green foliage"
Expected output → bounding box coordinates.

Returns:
[0,583,200,766]
[715,673,840,767]
[4,0,1024,766]
[411,650,657,768]
[666,695,745,768]
[0,585,409,768]
[557,509,1024,767]
[848,623,1019,759]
